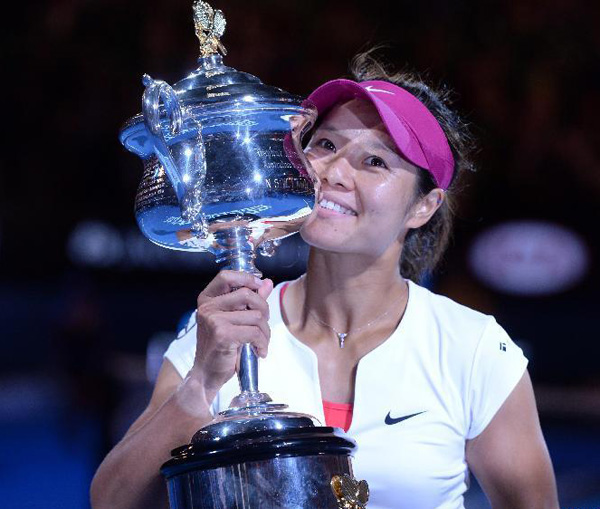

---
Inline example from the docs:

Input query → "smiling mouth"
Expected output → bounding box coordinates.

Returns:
[318,198,357,216]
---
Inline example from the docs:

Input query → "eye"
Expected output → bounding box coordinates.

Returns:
[314,138,336,152]
[364,155,388,169]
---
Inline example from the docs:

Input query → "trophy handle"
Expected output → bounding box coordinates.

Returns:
[142,74,207,230]
[331,474,370,508]
[142,74,185,198]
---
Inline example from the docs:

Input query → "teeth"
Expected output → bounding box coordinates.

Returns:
[319,199,357,216]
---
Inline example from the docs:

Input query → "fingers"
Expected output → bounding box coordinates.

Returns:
[257,278,274,300]
[226,310,271,345]
[200,286,271,317]
[201,271,264,298]
[194,272,274,373]
[230,325,270,358]
[197,313,270,359]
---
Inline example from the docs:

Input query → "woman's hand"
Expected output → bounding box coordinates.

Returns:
[190,271,273,398]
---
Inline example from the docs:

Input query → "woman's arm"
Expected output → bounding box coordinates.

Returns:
[90,360,213,509]
[90,271,273,509]
[466,370,559,509]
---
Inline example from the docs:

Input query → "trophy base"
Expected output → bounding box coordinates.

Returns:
[163,428,357,509]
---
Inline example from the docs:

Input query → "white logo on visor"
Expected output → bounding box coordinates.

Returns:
[364,85,395,95]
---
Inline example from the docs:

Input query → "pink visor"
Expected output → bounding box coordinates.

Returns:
[306,79,455,190]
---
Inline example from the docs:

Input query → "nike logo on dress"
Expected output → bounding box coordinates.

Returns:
[384,411,426,425]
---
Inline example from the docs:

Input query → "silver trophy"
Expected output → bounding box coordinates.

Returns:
[120,2,368,507]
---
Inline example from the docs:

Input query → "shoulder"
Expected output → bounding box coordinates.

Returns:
[406,280,526,382]
[409,280,489,321]
[407,280,496,347]
[406,282,528,438]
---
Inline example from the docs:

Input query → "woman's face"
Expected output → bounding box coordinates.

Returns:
[300,98,435,258]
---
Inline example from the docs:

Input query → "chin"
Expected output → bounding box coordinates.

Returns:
[300,226,375,256]
[299,226,350,253]
[300,224,403,261]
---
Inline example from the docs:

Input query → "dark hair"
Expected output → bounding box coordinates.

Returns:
[350,49,476,282]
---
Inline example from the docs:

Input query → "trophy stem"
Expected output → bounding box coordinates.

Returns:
[238,343,258,393]
[213,225,273,411]
[214,224,261,277]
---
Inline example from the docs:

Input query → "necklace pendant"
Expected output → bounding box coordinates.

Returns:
[337,332,348,349]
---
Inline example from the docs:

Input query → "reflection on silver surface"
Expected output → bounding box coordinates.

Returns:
[165,454,354,509]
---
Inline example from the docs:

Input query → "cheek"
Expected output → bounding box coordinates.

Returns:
[365,185,417,241]
[365,181,411,217]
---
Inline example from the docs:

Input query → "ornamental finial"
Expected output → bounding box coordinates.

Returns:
[193,1,227,57]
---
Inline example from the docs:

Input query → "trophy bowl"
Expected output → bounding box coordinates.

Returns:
[120,54,316,264]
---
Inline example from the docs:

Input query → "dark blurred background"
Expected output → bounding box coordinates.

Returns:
[2,0,599,507]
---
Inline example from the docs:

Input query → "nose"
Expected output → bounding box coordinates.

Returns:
[317,151,355,190]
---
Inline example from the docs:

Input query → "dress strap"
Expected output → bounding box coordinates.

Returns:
[279,281,291,308]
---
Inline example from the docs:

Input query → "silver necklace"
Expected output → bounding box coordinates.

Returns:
[309,307,393,349]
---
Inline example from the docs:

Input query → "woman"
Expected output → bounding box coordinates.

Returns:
[91,52,559,508]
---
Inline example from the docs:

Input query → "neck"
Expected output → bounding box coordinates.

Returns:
[299,247,408,334]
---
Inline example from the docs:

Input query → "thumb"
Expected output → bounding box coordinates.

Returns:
[257,278,274,300]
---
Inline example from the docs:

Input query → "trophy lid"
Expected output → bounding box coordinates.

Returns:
[120,1,306,157]
[176,54,301,106]
[121,53,305,154]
